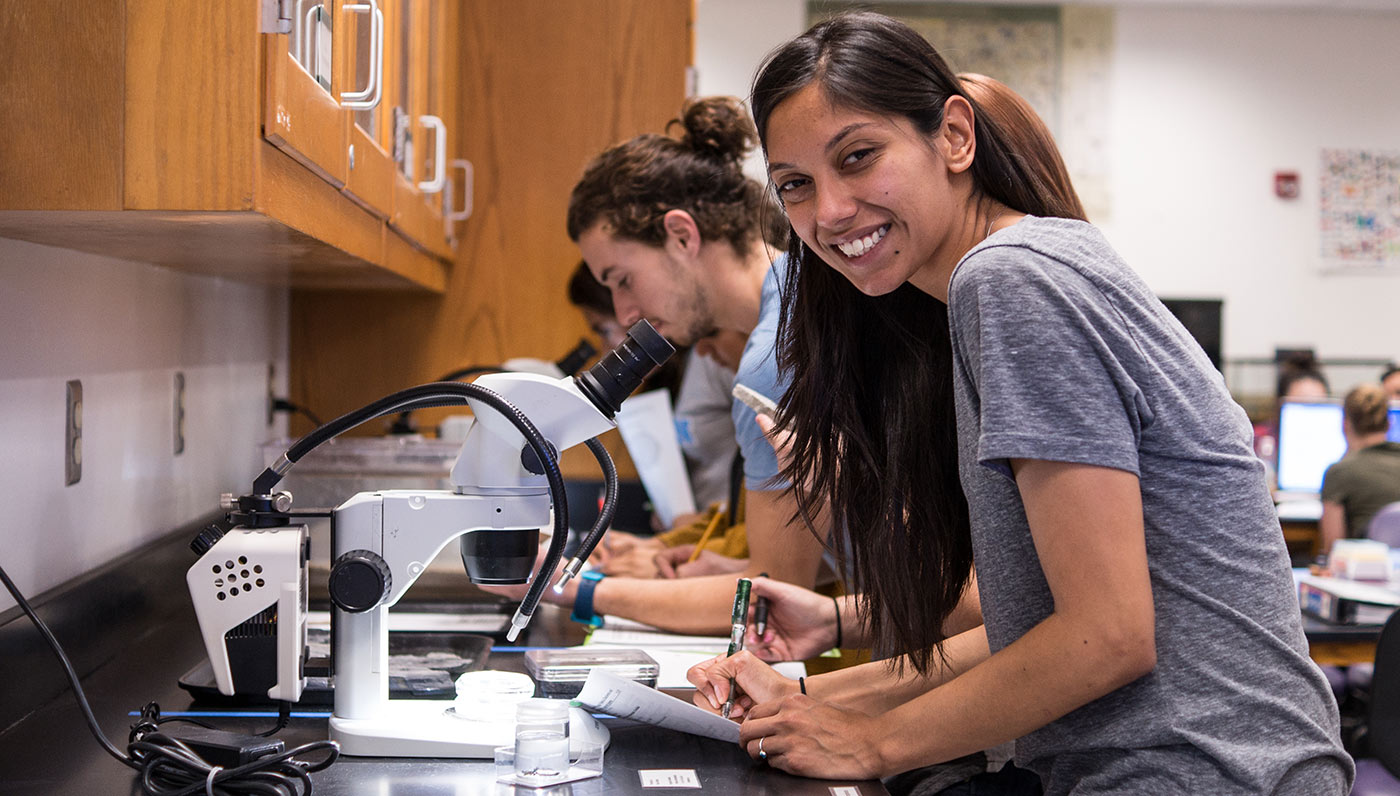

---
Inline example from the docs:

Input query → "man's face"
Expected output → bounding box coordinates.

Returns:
[578,223,716,346]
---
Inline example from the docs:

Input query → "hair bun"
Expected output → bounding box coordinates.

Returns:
[678,96,757,162]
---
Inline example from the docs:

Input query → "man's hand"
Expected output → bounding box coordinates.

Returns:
[654,546,749,578]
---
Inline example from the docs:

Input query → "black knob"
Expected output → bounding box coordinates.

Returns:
[328,549,392,613]
[190,524,226,557]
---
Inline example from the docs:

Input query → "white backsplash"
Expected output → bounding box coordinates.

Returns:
[0,237,289,613]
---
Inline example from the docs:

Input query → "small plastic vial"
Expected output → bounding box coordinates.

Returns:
[514,698,570,782]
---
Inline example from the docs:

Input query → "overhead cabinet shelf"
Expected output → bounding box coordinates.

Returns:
[0,0,469,292]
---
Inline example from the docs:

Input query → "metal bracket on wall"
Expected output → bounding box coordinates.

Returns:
[65,380,82,486]
[173,372,186,456]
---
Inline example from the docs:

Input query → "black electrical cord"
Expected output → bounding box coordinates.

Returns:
[0,561,339,795]
[387,366,500,434]
[270,399,324,428]
[251,381,570,634]
[573,437,619,564]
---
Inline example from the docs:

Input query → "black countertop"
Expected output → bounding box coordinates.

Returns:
[0,525,885,795]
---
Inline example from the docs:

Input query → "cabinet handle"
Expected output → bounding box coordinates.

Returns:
[289,0,307,63]
[301,4,324,75]
[447,159,474,224]
[417,116,447,193]
[340,0,382,109]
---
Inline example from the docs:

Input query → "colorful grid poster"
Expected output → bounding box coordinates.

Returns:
[1319,148,1400,269]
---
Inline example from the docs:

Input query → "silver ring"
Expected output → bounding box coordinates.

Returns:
[757,736,767,761]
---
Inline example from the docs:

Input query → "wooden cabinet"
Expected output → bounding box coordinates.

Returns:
[288,0,693,481]
[0,0,461,291]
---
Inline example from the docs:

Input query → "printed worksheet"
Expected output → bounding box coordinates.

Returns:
[574,669,740,743]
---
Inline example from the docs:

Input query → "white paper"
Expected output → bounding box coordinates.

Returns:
[575,669,740,743]
[1299,575,1400,606]
[639,769,702,788]
[586,620,805,687]
[613,389,696,526]
[588,627,730,652]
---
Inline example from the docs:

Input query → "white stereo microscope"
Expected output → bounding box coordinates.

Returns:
[186,321,673,757]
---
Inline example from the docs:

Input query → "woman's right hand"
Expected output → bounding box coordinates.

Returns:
[687,650,799,720]
[744,576,840,662]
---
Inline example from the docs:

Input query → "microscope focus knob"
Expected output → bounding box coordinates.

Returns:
[329,549,392,613]
[189,524,226,557]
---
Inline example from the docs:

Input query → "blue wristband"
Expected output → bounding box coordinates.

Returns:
[570,570,606,627]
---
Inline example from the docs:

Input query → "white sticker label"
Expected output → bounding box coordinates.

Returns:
[829,788,863,796]
[639,769,702,788]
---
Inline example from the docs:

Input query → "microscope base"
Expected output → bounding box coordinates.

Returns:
[330,701,611,758]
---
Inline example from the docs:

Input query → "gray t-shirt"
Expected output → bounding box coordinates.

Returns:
[947,217,1351,795]
[673,350,739,508]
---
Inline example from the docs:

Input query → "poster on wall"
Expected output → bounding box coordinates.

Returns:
[1319,148,1400,271]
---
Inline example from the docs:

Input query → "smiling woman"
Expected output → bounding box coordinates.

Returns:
[696,10,1356,795]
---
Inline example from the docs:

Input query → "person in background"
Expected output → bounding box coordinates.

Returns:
[1381,363,1400,403]
[1254,352,1332,488]
[568,261,739,513]
[566,261,748,579]
[1278,351,1330,402]
[485,96,831,634]
[688,12,1350,793]
[1320,383,1400,549]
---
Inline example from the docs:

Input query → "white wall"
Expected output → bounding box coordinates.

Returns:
[695,1,1400,370]
[694,0,808,181]
[0,238,288,613]
[1104,4,1400,363]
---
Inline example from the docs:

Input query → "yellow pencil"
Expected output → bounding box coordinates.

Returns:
[687,505,725,563]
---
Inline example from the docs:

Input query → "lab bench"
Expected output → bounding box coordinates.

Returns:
[0,520,885,795]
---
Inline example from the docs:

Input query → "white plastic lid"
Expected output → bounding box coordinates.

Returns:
[453,670,535,718]
[516,697,570,722]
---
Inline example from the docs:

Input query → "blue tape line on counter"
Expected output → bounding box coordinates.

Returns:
[128,710,332,718]
[490,646,566,652]
[130,709,616,720]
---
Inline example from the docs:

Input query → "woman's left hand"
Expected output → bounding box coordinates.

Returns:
[739,694,887,780]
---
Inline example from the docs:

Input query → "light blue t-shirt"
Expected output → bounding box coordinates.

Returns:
[732,256,791,492]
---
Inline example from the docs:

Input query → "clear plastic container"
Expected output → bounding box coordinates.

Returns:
[524,648,659,699]
[514,698,570,783]
[447,670,535,723]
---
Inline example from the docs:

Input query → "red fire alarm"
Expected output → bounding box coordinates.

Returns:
[1275,171,1300,199]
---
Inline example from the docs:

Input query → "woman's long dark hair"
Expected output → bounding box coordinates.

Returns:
[751,12,1084,674]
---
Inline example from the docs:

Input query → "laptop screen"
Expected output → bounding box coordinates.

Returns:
[1276,400,1400,494]
[1276,401,1346,494]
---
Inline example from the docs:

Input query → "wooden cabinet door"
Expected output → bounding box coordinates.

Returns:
[264,0,349,186]
[389,0,452,259]
[343,0,396,218]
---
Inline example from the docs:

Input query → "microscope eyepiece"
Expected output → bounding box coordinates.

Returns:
[574,320,675,418]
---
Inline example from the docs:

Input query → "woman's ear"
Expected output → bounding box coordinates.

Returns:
[938,96,977,175]
[662,209,702,258]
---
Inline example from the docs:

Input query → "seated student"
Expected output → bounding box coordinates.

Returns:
[1254,353,1332,488]
[689,11,1350,793]
[1382,363,1400,403]
[569,262,740,513]
[1320,383,1400,549]
[483,96,830,635]
[567,261,750,578]
[1279,352,1331,402]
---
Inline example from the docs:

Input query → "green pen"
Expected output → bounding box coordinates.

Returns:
[721,577,752,719]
